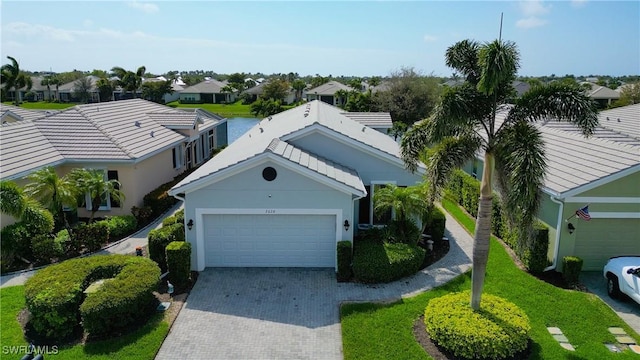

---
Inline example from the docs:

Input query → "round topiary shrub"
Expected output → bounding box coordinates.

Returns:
[352,240,425,283]
[24,254,160,341]
[424,291,530,360]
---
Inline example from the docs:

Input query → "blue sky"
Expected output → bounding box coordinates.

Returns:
[1,1,638,77]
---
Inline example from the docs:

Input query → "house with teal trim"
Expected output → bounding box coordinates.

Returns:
[464,104,640,271]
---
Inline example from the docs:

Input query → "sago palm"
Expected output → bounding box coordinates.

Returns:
[401,39,598,310]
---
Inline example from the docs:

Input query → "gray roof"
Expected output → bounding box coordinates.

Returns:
[57,75,102,92]
[342,112,392,129]
[0,99,218,179]
[0,104,55,122]
[0,120,65,179]
[266,138,364,193]
[582,82,620,100]
[306,81,354,95]
[181,79,228,94]
[171,100,409,194]
[491,104,640,195]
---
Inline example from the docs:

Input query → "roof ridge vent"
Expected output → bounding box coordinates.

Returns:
[266,138,280,152]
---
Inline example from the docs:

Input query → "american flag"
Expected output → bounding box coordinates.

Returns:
[576,206,591,221]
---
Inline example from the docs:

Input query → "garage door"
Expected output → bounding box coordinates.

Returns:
[203,214,336,267]
[574,219,640,271]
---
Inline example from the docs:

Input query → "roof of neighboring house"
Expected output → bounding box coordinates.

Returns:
[181,79,228,94]
[170,100,410,195]
[306,81,354,96]
[0,120,65,179]
[57,75,102,92]
[490,104,640,196]
[0,104,56,122]
[0,99,226,180]
[342,112,393,129]
[242,83,265,95]
[581,82,620,100]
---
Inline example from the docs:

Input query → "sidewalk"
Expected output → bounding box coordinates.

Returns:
[0,202,183,288]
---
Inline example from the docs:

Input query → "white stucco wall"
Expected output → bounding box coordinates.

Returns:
[182,160,355,270]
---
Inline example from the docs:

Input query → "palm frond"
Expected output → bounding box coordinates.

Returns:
[509,82,599,136]
[421,134,482,203]
[445,40,481,84]
[401,119,432,173]
[493,121,546,228]
[477,40,519,96]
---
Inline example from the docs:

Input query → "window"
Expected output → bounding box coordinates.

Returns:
[208,129,216,155]
[186,143,193,169]
[359,182,396,226]
[108,170,120,208]
[200,133,207,161]
[85,169,110,211]
[172,144,184,169]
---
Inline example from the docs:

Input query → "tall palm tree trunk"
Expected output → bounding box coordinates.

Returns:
[470,152,494,310]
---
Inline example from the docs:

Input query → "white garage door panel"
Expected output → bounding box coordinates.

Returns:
[204,214,336,267]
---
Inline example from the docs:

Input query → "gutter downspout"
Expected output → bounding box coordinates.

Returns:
[546,195,564,272]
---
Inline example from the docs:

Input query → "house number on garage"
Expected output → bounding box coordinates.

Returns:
[265,209,276,214]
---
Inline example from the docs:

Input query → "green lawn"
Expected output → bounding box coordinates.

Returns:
[341,198,640,359]
[0,286,169,360]
[2,101,76,110]
[167,101,255,118]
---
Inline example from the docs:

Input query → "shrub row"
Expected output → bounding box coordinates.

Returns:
[75,221,110,252]
[149,222,185,273]
[336,241,353,282]
[447,170,549,274]
[423,206,446,242]
[352,240,425,283]
[24,254,160,340]
[166,241,191,292]
[141,170,194,222]
[425,291,531,360]
[562,256,583,285]
[0,202,55,268]
[161,209,185,227]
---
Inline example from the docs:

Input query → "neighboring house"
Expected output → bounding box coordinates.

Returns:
[0,99,227,223]
[169,100,424,271]
[462,104,640,271]
[305,81,355,106]
[581,82,621,108]
[140,77,184,103]
[512,80,531,97]
[57,75,102,103]
[179,79,236,104]
[241,82,296,104]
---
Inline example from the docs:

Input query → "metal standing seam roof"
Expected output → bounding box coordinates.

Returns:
[306,81,354,95]
[266,138,365,194]
[342,112,393,129]
[0,120,65,179]
[171,100,409,194]
[487,106,640,195]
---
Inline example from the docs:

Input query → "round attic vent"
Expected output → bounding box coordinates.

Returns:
[262,167,277,181]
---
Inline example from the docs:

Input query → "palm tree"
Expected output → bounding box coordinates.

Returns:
[1,56,33,105]
[69,168,124,222]
[401,39,598,310]
[373,183,429,243]
[111,65,145,98]
[95,77,114,102]
[0,180,27,219]
[291,79,306,103]
[24,167,77,228]
[41,76,53,101]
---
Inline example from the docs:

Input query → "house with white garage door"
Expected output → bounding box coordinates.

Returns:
[169,100,423,271]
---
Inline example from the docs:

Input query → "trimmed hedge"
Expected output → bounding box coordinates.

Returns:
[166,241,191,292]
[76,221,110,252]
[336,241,353,282]
[31,234,64,263]
[162,215,178,227]
[149,223,185,272]
[424,206,446,242]
[526,222,550,274]
[425,291,531,360]
[24,254,160,340]
[352,240,425,283]
[103,215,138,240]
[562,256,583,285]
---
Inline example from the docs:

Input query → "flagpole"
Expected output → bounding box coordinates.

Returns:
[565,203,591,222]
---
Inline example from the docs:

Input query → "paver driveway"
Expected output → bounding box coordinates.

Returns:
[156,212,473,360]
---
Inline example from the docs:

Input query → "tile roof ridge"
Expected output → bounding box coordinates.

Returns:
[75,106,136,158]
[266,138,281,152]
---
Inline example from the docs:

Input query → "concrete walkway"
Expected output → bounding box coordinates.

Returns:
[581,271,640,334]
[156,211,474,360]
[0,202,184,288]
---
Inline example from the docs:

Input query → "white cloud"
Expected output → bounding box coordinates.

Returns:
[127,1,159,14]
[3,22,78,41]
[423,34,438,42]
[519,0,551,16]
[516,16,548,29]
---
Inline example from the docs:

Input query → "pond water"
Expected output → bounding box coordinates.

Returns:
[227,117,260,143]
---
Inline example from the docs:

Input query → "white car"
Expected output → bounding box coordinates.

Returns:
[603,256,640,304]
